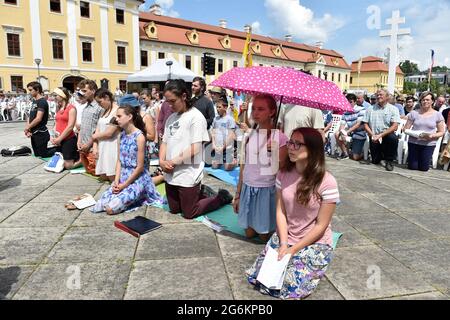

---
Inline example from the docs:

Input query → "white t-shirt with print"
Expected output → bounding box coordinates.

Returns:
[163,107,210,187]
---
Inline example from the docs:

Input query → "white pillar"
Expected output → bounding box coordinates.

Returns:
[67,0,78,68]
[29,0,43,63]
[100,1,110,70]
[132,11,140,71]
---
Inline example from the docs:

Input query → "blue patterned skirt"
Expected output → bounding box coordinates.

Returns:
[246,233,333,299]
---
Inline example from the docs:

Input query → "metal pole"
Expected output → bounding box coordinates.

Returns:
[37,64,41,84]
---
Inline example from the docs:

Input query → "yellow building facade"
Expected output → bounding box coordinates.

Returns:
[350,56,404,94]
[0,0,142,93]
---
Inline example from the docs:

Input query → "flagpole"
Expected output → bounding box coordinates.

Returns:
[428,50,434,92]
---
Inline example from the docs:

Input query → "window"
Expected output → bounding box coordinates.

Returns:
[119,80,127,92]
[52,38,63,59]
[345,74,348,83]
[201,57,204,72]
[350,77,353,85]
[82,42,92,62]
[4,0,17,5]
[11,76,23,92]
[0,77,3,89]
[338,74,341,82]
[233,61,238,68]
[185,55,191,70]
[140,50,148,67]
[158,52,165,59]
[218,59,223,73]
[7,33,20,56]
[332,73,335,82]
[50,0,61,13]
[116,9,124,24]
[117,46,126,65]
[80,1,90,18]
[318,70,321,78]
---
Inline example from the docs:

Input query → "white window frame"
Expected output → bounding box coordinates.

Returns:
[10,74,23,92]
[115,8,125,25]
[2,0,20,7]
[49,31,66,61]
[115,40,128,66]
[80,36,95,64]
[79,0,91,19]
[49,0,63,15]
[140,49,148,67]
[3,25,24,59]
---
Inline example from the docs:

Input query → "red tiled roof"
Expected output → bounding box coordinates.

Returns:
[351,56,403,74]
[139,13,351,70]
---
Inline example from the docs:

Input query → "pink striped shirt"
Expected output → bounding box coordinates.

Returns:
[276,170,339,246]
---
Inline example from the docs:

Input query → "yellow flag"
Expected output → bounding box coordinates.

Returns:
[241,31,253,68]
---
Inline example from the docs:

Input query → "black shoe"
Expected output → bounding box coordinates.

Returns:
[217,189,233,205]
[337,153,349,160]
[201,184,217,198]
[385,161,394,171]
[359,159,371,165]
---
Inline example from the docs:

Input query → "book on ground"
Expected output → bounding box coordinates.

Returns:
[72,194,96,209]
[114,216,162,238]
[256,246,291,290]
[201,217,224,232]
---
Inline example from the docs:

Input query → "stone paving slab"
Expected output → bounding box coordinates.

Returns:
[125,257,233,300]
[0,265,35,300]
[395,211,450,237]
[12,262,131,300]
[325,245,436,300]
[73,206,147,227]
[52,174,103,187]
[0,185,47,203]
[215,233,265,257]
[31,185,101,203]
[0,202,81,228]
[0,227,67,265]
[343,212,437,244]
[381,291,448,300]
[331,216,373,248]
[135,223,220,261]
[145,206,199,225]
[0,202,26,222]
[44,226,138,264]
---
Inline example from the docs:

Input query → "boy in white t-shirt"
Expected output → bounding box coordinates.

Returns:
[211,97,237,171]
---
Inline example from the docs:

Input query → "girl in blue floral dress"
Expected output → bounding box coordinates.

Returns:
[92,104,164,215]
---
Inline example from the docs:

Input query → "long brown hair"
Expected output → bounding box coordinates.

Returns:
[284,127,326,206]
[119,105,147,137]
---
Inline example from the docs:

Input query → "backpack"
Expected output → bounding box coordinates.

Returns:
[1,146,32,157]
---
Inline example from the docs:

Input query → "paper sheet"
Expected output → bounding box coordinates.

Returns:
[73,195,96,209]
[256,246,291,290]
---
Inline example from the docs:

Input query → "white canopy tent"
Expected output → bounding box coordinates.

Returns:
[127,58,198,83]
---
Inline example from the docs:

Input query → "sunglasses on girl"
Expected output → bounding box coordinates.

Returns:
[286,140,306,150]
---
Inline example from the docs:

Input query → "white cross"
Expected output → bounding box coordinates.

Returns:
[380,10,411,94]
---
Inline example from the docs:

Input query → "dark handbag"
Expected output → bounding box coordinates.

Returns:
[1,146,32,157]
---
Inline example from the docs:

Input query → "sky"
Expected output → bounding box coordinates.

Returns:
[140,0,450,71]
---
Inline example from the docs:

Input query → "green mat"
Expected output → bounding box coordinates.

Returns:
[154,182,343,248]
[35,156,52,162]
[70,166,86,174]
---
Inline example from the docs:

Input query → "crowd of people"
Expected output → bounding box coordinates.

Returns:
[16,76,450,300]
[325,89,449,172]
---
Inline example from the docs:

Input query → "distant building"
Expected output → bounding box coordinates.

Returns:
[138,9,352,91]
[405,73,449,86]
[350,56,404,94]
[0,0,143,93]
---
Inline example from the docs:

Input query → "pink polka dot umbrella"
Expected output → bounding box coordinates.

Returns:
[210,66,353,114]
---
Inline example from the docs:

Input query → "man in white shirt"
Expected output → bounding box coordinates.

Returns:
[277,104,325,138]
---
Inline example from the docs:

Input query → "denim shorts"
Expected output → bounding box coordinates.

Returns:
[351,139,366,155]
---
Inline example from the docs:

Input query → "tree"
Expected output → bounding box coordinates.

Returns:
[417,79,439,93]
[400,60,420,76]
[403,81,417,95]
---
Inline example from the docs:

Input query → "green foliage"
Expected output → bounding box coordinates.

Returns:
[400,60,420,75]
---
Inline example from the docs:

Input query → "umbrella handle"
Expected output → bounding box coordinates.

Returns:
[274,96,284,128]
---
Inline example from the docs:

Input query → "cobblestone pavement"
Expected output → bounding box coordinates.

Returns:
[1,122,450,300]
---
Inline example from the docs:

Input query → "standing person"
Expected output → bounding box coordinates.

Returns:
[50,87,79,169]
[24,82,55,158]
[233,94,289,241]
[191,77,215,130]
[77,79,103,175]
[92,105,164,215]
[92,89,120,182]
[160,79,233,219]
[277,104,325,138]
[404,91,445,172]
[211,97,237,171]
[246,127,339,300]
[362,89,401,171]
